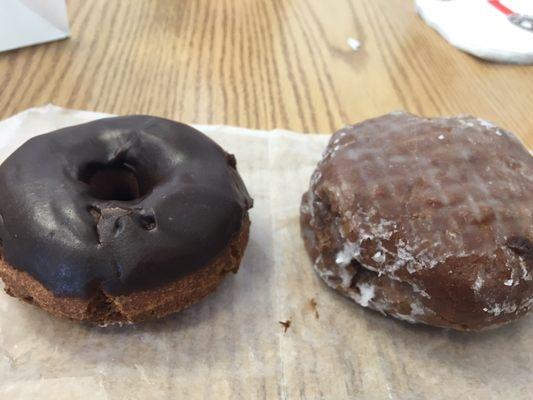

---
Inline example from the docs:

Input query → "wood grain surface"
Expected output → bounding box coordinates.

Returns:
[1,0,532,145]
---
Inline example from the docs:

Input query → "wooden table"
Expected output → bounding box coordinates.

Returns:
[0,3,532,399]
[1,0,532,148]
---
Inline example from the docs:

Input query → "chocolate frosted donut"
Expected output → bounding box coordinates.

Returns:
[301,112,533,331]
[0,116,253,324]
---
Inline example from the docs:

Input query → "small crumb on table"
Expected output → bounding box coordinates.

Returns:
[347,37,361,52]
[279,320,291,333]
[309,298,319,320]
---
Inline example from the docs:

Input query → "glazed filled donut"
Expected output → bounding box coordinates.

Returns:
[301,112,532,331]
[0,115,253,325]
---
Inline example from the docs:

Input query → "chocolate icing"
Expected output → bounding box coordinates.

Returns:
[301,112,533,330]
[0,116,252,298]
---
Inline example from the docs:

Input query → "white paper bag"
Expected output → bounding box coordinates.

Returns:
[0,0,69,53]
[416,0,533,64]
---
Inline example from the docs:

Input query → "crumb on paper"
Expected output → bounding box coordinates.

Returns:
[279,320,291,333]
[309,298,319,320]
[347,37,361,52]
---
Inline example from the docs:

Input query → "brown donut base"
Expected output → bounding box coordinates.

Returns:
[0,216,250,326]
[301,192,532,331]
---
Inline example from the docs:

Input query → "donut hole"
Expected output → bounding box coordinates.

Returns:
[79,162,144,201]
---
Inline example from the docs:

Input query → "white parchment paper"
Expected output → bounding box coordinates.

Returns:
[0,106,531,400]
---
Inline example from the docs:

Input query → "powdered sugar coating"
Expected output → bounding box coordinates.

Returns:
[301,112,533,330]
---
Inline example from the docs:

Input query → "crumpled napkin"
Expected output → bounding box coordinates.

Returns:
[416,0,533,64]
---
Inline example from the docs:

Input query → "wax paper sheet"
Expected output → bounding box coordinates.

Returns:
[0,106,531,400]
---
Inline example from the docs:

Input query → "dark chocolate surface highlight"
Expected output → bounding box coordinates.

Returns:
[0,116,252,298]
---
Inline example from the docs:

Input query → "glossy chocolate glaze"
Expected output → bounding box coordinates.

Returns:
[0,116,253,298]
